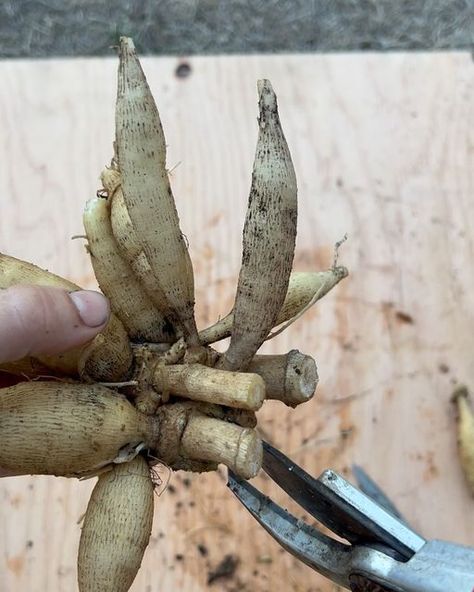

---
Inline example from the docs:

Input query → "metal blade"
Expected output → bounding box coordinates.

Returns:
[262,441,425,559]
[227,470,350,587]
[352,464,405,522]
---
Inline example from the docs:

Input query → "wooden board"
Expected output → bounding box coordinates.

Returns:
[0,52,473,592]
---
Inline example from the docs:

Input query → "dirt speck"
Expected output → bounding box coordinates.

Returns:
[208,212,223,227]
[438,362,450,374]
[341,341,355,351]
[175,62,192,79]
[423,451,439,481]
[207,554,240,585]
[10,494,23,508]
[340,427,354,440]
[394,310,414,324]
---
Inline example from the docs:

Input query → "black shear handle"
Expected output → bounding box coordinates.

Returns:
[349,574,399,592]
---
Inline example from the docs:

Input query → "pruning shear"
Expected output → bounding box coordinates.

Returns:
[227,441,474,592]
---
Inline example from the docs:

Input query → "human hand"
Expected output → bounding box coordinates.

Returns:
[0,284,110,477]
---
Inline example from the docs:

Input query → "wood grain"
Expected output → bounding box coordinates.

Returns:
[0,52,473,592]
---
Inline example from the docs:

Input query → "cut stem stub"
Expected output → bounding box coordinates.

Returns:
[154,404,263,479]
[153,363,265,411]
[248,350,318,407]
[181,415,263,479]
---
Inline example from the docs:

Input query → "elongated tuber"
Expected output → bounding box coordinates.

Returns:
[106,172,143,264]
[219,80,297,371]
[199,267,348,345]
[115,37,198,343]
[453,386,474,495]
[275,268,348,325]
[83,196,173,342]
[0,382,157,477]
[78,455,154,592]
[104,168,174,324]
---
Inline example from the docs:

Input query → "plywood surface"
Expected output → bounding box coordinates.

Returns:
[0,52,473,592]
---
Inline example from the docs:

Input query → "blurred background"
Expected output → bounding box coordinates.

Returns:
[0,0,473,58]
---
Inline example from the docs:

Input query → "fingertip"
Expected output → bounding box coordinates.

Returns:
[0,285,112,363]
[68,290,110,328]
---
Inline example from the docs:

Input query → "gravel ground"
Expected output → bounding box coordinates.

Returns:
[0,0,473,58]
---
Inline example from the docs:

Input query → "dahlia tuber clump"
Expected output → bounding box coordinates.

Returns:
[0,37,347,592]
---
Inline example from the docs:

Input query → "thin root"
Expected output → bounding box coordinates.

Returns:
[167,161,182,176]
[333,233,348,269]
[149,461,172,497]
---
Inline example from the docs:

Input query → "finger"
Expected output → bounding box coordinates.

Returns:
[0,285,110,364]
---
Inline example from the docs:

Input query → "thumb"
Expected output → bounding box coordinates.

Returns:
[0,285,110,364]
